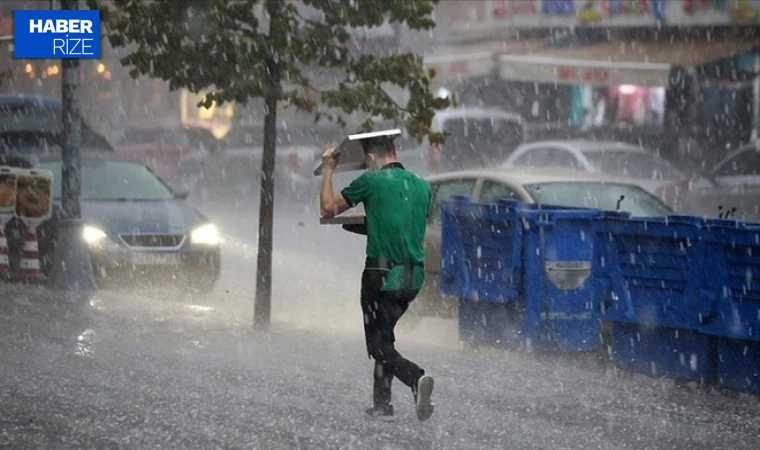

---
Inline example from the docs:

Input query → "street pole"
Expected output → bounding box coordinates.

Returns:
[753,54,760,141]
[61,0,81,219]
[50,0,96,300]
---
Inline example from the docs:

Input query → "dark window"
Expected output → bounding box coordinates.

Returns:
[428,179,476,224]
[479,181,520,204]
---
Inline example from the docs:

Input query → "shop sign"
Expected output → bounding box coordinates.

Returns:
[491,0,539,18]
[681,0,757,22]
[577,0,665,23]
[728,0,758,22]
[542,0,576,15]
[682,0,727,15]
[424,52,496,83]
[557,66,610,83]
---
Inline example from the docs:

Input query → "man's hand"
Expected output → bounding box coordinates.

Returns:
[321,145,340,172]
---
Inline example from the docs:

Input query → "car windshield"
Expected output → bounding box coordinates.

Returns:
[582,150,683,181]
[524,182,672,217]
[40,160,175,201]
[0,105,60,134]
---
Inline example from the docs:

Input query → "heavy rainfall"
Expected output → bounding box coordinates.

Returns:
[2,0,760,449]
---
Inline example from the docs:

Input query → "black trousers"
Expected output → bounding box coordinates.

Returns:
[360,268,425,407]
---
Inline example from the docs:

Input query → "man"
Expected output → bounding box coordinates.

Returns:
[320,135,435,421]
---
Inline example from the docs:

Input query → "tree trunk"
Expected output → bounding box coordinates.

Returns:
[253,17,281,330]
[61,0,81,219]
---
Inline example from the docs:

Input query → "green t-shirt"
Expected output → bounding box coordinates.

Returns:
[341,162,432,291]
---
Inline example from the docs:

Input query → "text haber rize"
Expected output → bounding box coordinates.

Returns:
[29,19,95,56]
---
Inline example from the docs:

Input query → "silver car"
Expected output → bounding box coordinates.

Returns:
[681,141,760,222]
[501,140,697,208]
[410,167,673,321]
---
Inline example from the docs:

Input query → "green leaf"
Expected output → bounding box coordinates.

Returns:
[100,0,449,145]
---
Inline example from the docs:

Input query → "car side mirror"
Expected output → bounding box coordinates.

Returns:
[174,188,190,200]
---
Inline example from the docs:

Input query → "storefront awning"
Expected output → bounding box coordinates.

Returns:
[424,40,544,85]
[498,39,760,87]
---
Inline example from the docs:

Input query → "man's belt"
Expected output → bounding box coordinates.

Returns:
[364,257,422,270]
[365,257,422,290]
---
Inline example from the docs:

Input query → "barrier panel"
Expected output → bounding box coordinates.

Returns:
[443,197,602,352]
[593,215,706,329]
[610,322,714,384]
[442,196,760,390]
[699,219,760,393]
[440,196,522,303]
[521,206,601,352]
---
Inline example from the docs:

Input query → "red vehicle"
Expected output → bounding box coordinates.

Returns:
[115,124,222,189]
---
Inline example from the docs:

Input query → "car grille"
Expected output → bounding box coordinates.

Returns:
[119,234,186,249]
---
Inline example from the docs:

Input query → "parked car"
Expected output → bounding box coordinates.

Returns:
[28,152,222,293]
[0,94,113,153]
[192,123,338,203]
[407,107,527,176]
[115,123,222,191]
[681,140,760,222]
[410,167,673,321]
[501,140,708,209]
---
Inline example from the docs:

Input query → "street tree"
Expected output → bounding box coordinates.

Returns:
[89,0,449,329]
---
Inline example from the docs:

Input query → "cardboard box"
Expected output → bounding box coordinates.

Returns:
[313,128,401,176]
[319,214,366,225]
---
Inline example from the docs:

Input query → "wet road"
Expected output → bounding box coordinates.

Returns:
[2,197,760,449]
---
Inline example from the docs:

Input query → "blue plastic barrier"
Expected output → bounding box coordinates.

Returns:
[458,298,526,350]
[440,195,474,299]
[440,196,522,303]
[699,219,760,393]
[444,197,603,352]
[520,206,602,352]
[593,215,706,330]
[610,322,713,384]
[593,214,712,382]
[715,338,760,394]
[699,219,760,342]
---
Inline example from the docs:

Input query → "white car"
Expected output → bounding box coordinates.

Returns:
[681,141,760,222]
[411,167,673,321]
[708,141,760,189]
[404,107,527,176]
[501,140,694,207]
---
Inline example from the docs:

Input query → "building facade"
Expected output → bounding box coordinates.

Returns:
[421,0,760,165]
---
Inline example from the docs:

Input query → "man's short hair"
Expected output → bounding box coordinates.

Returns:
[361,136,396,158]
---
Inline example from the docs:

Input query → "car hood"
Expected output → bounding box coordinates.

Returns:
[80,199,207,235]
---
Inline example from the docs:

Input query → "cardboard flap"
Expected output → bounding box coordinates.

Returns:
[319,214,366,225]
[313,128,401,176]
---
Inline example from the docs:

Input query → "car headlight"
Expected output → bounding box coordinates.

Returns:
[82,225,108,245]
[191,223,220,246]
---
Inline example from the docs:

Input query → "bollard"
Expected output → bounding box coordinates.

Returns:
[17,229,41,279]
[0,226,8,275]
[14,168,53,282]
[0,166,17,275]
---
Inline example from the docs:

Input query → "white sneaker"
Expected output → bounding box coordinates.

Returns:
[415,375,435,421]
